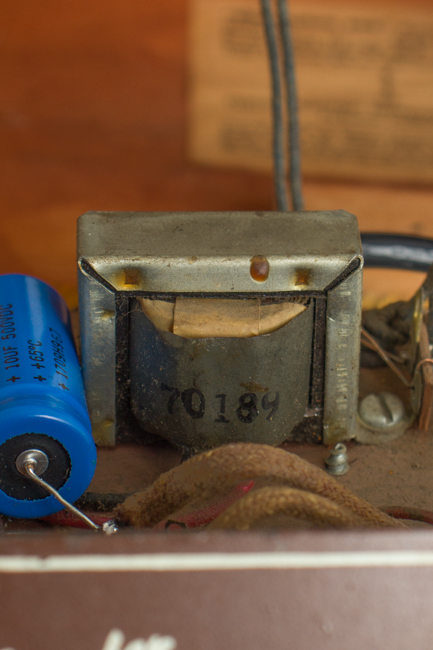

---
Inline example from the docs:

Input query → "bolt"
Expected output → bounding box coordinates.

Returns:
[358,392,405,429]
[325,443,349,476]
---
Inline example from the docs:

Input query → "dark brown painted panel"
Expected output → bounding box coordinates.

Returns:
[1,530,433,649]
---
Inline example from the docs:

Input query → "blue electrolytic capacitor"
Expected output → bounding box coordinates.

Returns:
[0,274,96,518]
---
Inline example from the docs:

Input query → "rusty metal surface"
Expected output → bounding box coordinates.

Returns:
[78,263,117,445]
[324,262,363,444]
[2,529,433,649]
[77,210,363,448]
[77,210,361,293]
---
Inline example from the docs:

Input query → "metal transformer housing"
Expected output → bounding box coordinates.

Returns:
[77,210,363,450]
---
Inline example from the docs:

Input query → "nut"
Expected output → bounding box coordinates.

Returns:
[325,443,349,476]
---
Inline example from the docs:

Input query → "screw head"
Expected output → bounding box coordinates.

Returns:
[358,392,405,430]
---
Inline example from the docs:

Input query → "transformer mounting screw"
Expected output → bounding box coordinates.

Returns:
[358,392,405,430]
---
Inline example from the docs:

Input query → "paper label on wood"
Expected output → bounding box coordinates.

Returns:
[189,0,433,184]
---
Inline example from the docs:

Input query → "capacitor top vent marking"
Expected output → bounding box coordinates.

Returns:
[0,274,96,519]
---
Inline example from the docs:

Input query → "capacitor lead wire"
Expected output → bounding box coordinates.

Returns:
[20,454,100,531]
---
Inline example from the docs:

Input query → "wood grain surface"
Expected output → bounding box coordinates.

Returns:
[0,0,432,306]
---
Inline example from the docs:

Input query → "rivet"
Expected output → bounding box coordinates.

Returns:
[294,269,311,287]
[121,268,141,287]
[250,256,269,282]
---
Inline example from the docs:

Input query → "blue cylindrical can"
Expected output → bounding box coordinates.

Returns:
[0,274,96,518]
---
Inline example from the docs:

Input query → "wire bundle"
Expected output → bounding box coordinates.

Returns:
[115,443,405,530]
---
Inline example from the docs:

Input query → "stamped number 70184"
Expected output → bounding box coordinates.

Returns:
[161,383,280,423]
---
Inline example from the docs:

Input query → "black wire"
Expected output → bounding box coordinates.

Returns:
[361,233,433,272]
[277,0,304,211]
[260,0,289,211]
[259,3,429,262]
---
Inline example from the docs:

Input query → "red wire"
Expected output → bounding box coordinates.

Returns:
[153,481,255,530]
[383,506,433,526]
[39,482,255,531]
[40,499,433,530]
[40,510,111,529]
